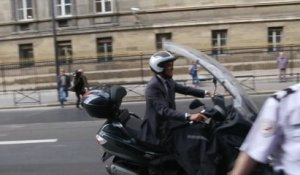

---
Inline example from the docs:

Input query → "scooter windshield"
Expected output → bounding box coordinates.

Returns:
[163,41,258,121]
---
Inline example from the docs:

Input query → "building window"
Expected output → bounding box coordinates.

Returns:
[19,23,31,31]
[19,44,34,67]
[56,0,72,17]
[95,0,112,13]
[156,33,172,50]
[57,41,72,64]
[16,0,33,20]
[57,19,69,27]
[212,30,227,55]
[97,37,113,62]
[268,27,283,52]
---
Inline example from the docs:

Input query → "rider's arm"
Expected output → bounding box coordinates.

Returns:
[146,83,186,121]
[174,81,207,98]
[231,151,257,175]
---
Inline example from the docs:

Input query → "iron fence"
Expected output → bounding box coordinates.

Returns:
[0,45,299,95]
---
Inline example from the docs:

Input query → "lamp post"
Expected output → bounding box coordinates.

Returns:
[51,0,60,101]
[51,0,60,77]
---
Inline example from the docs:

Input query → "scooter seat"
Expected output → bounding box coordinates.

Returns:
[119,109,166,153]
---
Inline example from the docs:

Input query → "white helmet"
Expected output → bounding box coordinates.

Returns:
[149,51,176,73]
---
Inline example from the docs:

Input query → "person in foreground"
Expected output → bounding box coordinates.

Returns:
[231,83,300,175]
[140,51,219,175]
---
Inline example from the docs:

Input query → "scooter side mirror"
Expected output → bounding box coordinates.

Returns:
[189,99,204,110]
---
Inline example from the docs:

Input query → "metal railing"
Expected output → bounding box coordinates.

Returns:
[0,45,299,94]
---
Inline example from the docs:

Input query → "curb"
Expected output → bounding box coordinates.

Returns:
[0,90,276,110]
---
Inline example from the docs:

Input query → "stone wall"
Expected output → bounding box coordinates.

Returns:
[0,0,299,64]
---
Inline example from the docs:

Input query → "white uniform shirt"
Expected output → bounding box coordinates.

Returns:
[240,83,300,175]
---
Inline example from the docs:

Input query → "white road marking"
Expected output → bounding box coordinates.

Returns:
[0,139,58,145]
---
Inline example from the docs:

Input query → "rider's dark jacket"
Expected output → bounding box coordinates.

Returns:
[140,75,206,145]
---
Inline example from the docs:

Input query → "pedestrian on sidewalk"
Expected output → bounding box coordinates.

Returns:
[73,69,88,109]
[57,68,71,108]
[79,69,89,91]
[188,60,200,87]
[276,51,288,82]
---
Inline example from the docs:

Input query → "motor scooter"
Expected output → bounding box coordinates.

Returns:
[82,42,273,175]
[83,85,245,175]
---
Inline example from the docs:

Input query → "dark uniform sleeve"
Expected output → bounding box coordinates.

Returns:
[174,81,206,98]
[146,82,186,121]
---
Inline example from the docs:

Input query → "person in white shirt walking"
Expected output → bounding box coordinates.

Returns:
[232,83,300,175]
[57,68,71,107]
[277,52,289,82]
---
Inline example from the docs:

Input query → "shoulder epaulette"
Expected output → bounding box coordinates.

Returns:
[271,84,299,101]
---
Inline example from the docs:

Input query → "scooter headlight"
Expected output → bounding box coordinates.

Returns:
[96,134,107,145]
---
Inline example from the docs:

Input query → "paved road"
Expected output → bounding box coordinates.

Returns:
[0,95,270,175]
[0,102,145,175]
[0,120,105,175]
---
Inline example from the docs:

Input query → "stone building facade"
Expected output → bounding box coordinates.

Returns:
[0,0,299,65]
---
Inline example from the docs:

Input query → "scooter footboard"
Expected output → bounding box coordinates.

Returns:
[108,163,139,175]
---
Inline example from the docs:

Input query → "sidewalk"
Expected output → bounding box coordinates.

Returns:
[0,70,298,109]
